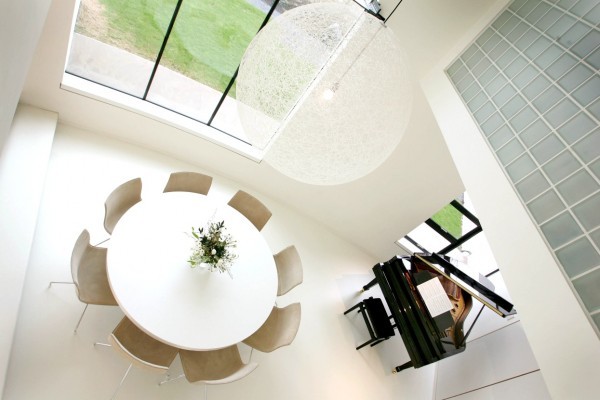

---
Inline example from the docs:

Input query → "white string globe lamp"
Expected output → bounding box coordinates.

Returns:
[236,1,412,185]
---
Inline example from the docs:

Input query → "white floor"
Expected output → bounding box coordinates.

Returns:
[2,124,438,399]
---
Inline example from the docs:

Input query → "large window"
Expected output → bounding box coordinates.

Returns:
[398,194,483,263]
[65,0,313,144]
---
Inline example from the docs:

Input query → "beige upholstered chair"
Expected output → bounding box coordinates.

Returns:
[243,303,301,353]
[274,246,303,296]
[180,345,258,384]
[49,229,118,333]
[227,190,272,231]
[104,177,142,235]
[163,171,213,195]
[98,316,178,400]
[161,345,257,399]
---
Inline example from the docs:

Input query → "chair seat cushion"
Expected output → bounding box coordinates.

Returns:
[364,297,395,338]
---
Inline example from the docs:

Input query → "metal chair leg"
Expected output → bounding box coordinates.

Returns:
[343,302,362,315]
[110,363,132,400]
[94,237,110,246]
[158,373,184,386]
[204,384,208,400]
[48,281,73,289]
[74,304,89,334]
[356,338,376,350]
[48,283,91,334]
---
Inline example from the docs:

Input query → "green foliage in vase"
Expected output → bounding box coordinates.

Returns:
[188,220,237,273]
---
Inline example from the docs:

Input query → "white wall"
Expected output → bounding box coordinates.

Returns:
[0,0,52,153]
[442,371,549,400]
[435,322,550,399]
[0,105,56,396]
[420,4,600,396]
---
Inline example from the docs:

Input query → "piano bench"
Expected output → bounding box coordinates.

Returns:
[344,297,396,350]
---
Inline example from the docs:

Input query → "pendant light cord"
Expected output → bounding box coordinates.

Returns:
[384,0,404,24]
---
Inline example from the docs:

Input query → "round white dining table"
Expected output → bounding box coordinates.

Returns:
[107,192,277,350]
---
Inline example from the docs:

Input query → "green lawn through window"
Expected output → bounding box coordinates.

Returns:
[77,0,265,94]
[431,204,463,239]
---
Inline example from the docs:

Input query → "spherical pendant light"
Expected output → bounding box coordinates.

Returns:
[237,2,412,185]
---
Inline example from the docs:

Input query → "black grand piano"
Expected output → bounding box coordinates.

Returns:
[351,252,516,373]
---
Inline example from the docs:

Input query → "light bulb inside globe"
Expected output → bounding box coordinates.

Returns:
[322,88,335,101]
[322,81,339,101]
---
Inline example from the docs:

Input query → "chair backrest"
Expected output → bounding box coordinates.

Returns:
[71,229,91,288]
[109,317,178,373]
[71,229,116,305]
[242,303,301,353]
[180,345,257,384]
[274,245,303,296]
[227,190,272,231]
[163,171,213,195]
[104,177,142,234]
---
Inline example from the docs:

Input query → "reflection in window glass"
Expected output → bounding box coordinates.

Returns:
[146,0,267,124]
[64,0,320,144]
[66,0,178,97]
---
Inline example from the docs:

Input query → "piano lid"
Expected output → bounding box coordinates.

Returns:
[414,253,516,317]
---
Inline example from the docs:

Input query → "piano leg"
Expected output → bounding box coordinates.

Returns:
[361,277,378,292]
[392,361,413,374]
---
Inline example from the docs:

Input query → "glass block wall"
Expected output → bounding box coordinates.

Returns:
[446,0,600,334]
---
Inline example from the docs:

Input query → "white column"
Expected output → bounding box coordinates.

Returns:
[0,0,52,153]
[0,105,56,395]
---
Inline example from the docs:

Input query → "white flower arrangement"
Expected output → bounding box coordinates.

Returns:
[188,220,237,275]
